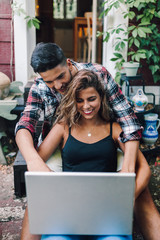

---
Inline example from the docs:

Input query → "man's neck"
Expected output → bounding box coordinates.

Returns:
[72,64,78,77]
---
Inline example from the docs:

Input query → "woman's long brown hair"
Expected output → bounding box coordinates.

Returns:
[55,69,110,127]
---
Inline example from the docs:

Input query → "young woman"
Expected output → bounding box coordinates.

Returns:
[38,70,151,240]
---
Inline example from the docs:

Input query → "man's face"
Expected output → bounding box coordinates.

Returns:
[39,61,73,95]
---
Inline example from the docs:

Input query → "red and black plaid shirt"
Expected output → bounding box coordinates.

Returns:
[15,61,142,147]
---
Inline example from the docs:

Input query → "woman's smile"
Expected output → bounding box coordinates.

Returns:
[76,87,101,119]
[83,109,94,115]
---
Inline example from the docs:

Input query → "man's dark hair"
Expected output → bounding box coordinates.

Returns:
[30,42,67,73]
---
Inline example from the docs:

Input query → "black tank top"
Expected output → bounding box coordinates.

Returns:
[62,124,117,172]
[61,123,117,172]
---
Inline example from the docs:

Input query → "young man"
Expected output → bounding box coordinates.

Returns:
[15,43,160,240]
[15,42,141,173]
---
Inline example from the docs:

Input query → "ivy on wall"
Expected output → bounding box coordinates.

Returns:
[98,0,160,84]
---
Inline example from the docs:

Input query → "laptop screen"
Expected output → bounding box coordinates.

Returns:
[25,172,135,235]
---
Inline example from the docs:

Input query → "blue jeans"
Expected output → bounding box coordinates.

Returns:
[41,235,132,240]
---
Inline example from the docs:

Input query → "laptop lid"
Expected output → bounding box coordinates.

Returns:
[25,172,135,235]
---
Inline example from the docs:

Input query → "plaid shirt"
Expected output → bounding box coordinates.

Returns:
[15,61,142,147]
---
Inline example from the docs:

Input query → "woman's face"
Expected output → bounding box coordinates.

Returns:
[76,87,101,120]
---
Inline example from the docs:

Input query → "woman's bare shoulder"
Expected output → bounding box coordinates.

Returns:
[52,121,69,134]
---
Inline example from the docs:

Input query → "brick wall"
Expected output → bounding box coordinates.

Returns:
[0,0,15,82]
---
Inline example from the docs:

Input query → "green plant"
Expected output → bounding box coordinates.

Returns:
[98,0,160,83]
[2,145,9,154]
[11,1,41,29]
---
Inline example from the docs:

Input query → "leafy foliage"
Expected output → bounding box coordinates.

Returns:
[11,1,41,30]
[98,0,160,83]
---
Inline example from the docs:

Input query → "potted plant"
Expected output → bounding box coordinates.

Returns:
[98,0,160,83]
[123,61,140,76]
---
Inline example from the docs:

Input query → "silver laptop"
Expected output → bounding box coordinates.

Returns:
[25,172,135,236]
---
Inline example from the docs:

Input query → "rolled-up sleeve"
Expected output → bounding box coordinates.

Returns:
[15,83,43,141]
[101,67,142,143]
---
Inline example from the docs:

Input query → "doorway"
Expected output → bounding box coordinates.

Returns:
[35,0,92,59]
[35,0,102,62]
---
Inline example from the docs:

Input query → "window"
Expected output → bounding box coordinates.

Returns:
[53,0,77,19]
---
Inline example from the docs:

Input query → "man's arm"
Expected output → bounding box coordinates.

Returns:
[100,67,142,172]
[16,129,51,172]
[15,81,44,145]
[15,80,52,172]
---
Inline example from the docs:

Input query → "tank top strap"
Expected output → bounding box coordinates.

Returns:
[110,122,113,137]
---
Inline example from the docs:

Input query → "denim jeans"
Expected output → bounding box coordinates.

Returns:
[41,235,132,240]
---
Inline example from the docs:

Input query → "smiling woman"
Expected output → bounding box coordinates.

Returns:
[55,69,110,127]
[76,87,101,120]
[37,69,151,240]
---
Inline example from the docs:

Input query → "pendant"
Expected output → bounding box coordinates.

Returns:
[88,132,91,137]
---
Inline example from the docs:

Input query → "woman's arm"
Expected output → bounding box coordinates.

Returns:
[38,123,64,162]
[134,150,151,199]
[102,68,142,173]
[113,122,151,200]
